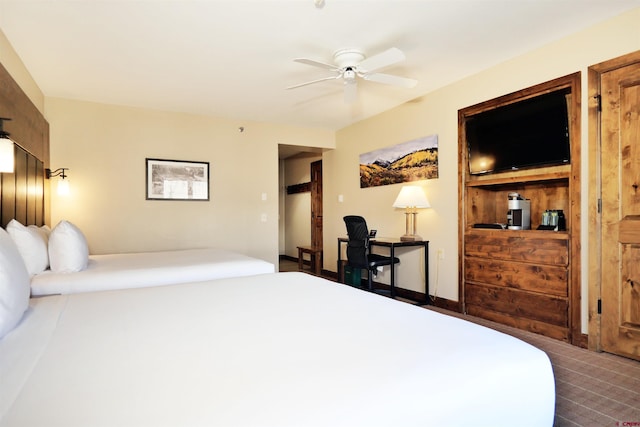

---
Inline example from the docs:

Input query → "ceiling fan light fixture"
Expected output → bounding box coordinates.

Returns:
[343,68,356,81]
[288,46,417,103]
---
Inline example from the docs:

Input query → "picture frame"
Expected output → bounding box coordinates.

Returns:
[145,158,210,201]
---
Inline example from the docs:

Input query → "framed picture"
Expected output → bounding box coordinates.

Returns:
[145,158,209,201]
[359,134,439,188]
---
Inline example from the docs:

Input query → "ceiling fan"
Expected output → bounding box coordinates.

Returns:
[287,47,417,103]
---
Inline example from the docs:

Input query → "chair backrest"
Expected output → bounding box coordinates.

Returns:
[343,215,369,269]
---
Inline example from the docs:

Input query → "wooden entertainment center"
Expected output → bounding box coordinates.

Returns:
[458,73,582,345]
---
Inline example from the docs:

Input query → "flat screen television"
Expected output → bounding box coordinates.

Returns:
[466,88,571,175]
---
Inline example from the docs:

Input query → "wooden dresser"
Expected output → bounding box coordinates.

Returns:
[458,73,582,345]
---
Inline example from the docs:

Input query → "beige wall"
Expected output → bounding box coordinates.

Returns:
[44,98,334,267]
[0,30,44,115]
[323,8,640,332]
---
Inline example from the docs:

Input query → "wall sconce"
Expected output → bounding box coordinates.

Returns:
[0,117,15,173]
[46,167,70,195]
[392,185,431,241]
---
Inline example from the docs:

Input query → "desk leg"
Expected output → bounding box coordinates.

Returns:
[314,253,322,275]
[423,242,430,305]
[390,246,395,298]
[337,240,343,284]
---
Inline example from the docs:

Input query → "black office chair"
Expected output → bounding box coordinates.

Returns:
[343,215,399,293]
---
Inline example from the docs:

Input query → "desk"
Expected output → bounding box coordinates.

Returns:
[338,237,429,304]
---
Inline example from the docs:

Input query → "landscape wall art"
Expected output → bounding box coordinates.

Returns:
[359,134,439,188]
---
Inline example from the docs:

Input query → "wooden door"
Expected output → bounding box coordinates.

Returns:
[310,160,323,250]
[600,60,640,360]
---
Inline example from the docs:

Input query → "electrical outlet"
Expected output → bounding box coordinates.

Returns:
[438,248,445,260]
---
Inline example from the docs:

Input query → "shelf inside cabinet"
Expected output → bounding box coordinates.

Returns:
[465,227,569,239]
[466,165,571,188]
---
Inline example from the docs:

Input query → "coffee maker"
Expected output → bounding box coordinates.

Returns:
[507,192,531,230]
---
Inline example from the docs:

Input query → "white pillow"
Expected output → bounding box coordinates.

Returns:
[0,227,31,338]
[29,224,51,242]
[6,219,49,276]
[48,221,89,273]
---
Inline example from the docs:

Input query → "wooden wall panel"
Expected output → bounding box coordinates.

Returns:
[0,63,48,162]
[26,153,37,224]
[35,160,44,225]
[1,161,16,227]
[0,61,49,227]
[14,146,27,224]
[0,145,45,227]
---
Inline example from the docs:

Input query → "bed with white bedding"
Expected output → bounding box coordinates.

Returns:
[4,218,274,296]
[1,271,556,427]
[30,247,275,296]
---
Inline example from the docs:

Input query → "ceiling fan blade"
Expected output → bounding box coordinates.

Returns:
[293,58,339,71]
[344,80,357,103]
[356,47,405,73]
[286,75,340,90]
[363,72,417,88]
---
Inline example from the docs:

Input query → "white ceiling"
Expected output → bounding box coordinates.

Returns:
[1,0,638,135]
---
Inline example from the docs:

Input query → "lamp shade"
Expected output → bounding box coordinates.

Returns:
[392,185,430,208]
[0,137,14,173]
[57,179,70,196]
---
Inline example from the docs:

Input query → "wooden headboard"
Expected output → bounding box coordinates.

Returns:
[1,146,45,227]
[0,62,49,228]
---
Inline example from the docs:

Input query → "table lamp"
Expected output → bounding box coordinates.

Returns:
[393,185,430,241]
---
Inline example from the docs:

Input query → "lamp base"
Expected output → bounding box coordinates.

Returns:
[400,234,423,242]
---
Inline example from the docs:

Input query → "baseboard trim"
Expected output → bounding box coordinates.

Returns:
[320,269,460,308]
[279,254,297,263]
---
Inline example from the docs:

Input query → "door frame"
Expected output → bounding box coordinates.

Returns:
[310,159,323,250]
[587,50,640,352]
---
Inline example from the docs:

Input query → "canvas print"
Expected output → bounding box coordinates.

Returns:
[146,158,209,201]
[359,135,438,188]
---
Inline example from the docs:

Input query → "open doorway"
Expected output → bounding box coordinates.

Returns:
[278,145,324,271]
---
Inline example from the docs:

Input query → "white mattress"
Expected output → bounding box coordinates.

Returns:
[30,248,275,296]
[1,272,555,426]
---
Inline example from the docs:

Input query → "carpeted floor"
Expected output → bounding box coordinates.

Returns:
[280,259,640,426]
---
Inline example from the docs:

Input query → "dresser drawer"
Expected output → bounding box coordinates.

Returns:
[464,257,568,297]
[464,233,569,266]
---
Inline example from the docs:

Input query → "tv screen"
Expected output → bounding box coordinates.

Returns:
[466,89,571,175]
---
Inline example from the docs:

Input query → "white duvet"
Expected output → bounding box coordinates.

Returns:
[30,248,275,296]
[1,272,555,426]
